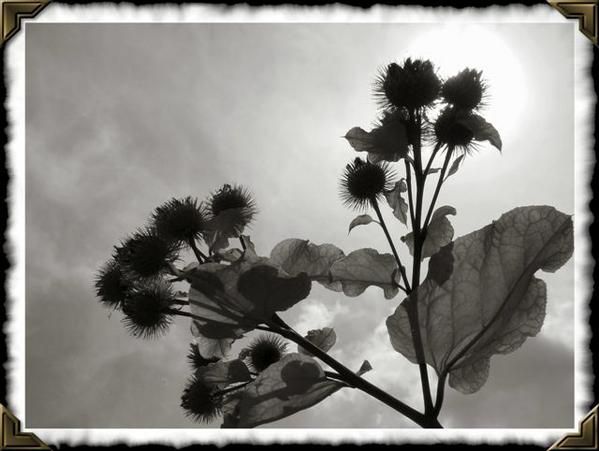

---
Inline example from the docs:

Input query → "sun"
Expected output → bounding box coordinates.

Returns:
[403,24,528,141]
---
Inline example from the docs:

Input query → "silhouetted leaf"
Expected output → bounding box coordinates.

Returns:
[298,327,337,355]
[357,360,373,375]
[459,114,502,151]
[344,118,409,163]
[385,179,409,225]
[446,154,465,179]
[403,206,456,259]
[348,214,377,234]
[387,206,573,394]
[221,353,344,428]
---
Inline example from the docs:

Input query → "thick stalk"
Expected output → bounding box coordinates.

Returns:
[272,323,442,428]
[404,160,416,227]
[432,372,448,417]
[407,109,434,416]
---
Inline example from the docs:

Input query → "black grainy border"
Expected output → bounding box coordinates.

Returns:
[0,1,596,449]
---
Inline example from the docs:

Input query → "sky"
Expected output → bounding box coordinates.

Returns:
[24,22,575,429]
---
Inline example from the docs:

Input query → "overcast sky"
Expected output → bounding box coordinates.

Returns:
[24,22,574,428]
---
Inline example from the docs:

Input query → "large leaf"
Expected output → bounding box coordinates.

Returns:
[343,113,409,163]
[387,206,573,394]
[221,353,344,427]
[403,206,456,259]
[270,239,344,279]
[270,239,399,299]
[385,179,409,225]
[327,249,399,299]
[189,253,311,347]
[298,327,337,355]
[199,359,252,387]
[191,334,235,360]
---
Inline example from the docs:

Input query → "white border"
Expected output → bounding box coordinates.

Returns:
[4,2,594,446]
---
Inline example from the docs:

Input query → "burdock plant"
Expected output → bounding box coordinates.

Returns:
[95,58,573,429]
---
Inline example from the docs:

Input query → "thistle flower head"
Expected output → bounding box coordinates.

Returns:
[152,197,207,244]
[121,280,176,339]
[441,68,487,110]
[187,343,219,372]
[434,107,476,151]
[208,184,257,235]
[115,228,180,279]
[340,158,396,211]
[181,374,222,423]
[374,58,441,110]
[245,334,288,372]
[94,259,131,309]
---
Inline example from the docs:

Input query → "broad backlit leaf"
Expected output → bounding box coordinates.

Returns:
[298,327,337,355]
[191,334,235,360]
[403,206,456,259]
[348,214,377,234]
[327,249,399,299]
[189,253,311,350]
[221,353,344,428]
[270,239,344,279]
[270,239,399,299]
[387,206,573,394]
[200,359,252,387]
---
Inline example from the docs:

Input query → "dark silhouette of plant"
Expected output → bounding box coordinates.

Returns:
[95,58,573,428]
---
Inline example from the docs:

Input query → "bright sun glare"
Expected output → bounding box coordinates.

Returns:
[405,24,528,140]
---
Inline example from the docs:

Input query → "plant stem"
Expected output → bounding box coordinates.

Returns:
[423,147,453,229]
[403,108,435,416]
[371,198,411,292]
[270,321,441,428]
[189,238,207,263]
[432,372,447,417]
[405,160,416,226]
[423,142,443,179]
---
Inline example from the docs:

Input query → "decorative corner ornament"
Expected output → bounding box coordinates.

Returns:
[0,404,50,450]
[547,0,599,45]
[548,405,599,450]
[1,0,49,47]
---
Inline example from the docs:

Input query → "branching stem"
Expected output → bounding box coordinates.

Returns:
[371,198,411,292]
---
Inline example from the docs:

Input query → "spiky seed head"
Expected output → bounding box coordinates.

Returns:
[340,158,396,211]
[121,280,176,339]
[94,259,131,309]
[115,228,180,279]
[441,68,487,111]
[374,58,441,110]
[245,334,288,372]
[187,343,219,372]
[434,107,476,150]
[208,184,257,234]
[181,374,222,423]
[152,197,208,244]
